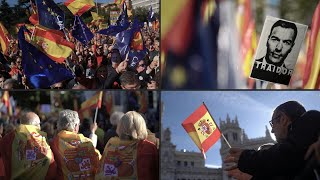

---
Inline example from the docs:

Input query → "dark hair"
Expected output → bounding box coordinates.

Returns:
[275,101,306,122]
[119,71,140,86]
[269,20,298,43]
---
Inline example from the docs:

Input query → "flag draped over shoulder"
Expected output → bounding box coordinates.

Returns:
[72,15,94,45]
[97,2,129,36]
[64,0,95,16]
[2,91,12,116]
[0,23,9,56]
[18,26,74,89]
[303,2,320,89]
[182,103,221,158]
[79,91,103,120]
[31,26,74,63]
[36,0,65,31]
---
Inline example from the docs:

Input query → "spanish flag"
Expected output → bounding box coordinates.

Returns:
[31,26,74,63]
[115,0,125,5]
[2,91,12,116]
[64,0,95,16]
[303,2,320,89]
[0,22,9,56]
[29,1,39,25]
[78,91,103,120]
[182,103,221,159]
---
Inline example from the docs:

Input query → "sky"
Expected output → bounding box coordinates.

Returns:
[161,91,320,168]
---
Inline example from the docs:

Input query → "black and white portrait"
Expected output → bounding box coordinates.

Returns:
[250,16,308,85]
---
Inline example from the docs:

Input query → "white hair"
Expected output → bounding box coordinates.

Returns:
[57,109,80,132]
[110,111,124,126]
[116,111,148,140]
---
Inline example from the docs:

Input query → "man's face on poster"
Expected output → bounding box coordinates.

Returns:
[266,26,295,65]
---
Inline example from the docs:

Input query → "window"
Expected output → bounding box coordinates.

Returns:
[191,161,194,167]
[177,161,181,166]
[184,161,188,167]
[233,133,238,141]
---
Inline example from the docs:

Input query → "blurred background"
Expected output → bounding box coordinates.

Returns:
[161,0,320,89]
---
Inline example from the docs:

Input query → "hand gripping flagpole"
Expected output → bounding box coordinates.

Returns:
[202,102,232,149]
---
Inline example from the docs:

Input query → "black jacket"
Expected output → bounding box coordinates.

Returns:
[238,110,320,180]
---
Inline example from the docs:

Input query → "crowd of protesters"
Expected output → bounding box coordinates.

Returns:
[0,105,159,179]
[0,21,160,90]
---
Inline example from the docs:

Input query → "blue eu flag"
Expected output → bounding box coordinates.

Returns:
[72,15,94,45]
[97,2,129,36]
[36,0,65,31]
[18,26,74,89]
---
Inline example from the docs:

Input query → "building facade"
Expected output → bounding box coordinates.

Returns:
[161,114,275,180]
[131,0,159,12]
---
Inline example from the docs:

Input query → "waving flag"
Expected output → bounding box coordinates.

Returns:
[130,18,144,51]
[182,103,221,159]
[29,1,39,25]
[303,2,320,89]
[0,23,9,56]
[128,50,146,68]
[97,2,129,36]
[114,28,132,60]
[18,26,73,89]
[64,0,95,16]
[31,26,74,63]
[79,91,103,120]
[36,0,65,31]
[115,0,125,5]
[148,6,156,23]
[72,15,94,45]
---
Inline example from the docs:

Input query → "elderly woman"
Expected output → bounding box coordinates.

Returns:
[95,111,159,180]
[50,109,101,180]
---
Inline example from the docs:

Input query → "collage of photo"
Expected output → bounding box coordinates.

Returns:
[0,0,319,180]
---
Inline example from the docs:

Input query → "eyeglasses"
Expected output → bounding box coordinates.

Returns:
[138,64,146,68]
[269,115,281,127]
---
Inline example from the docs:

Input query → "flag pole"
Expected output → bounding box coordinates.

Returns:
[93,91,103,123]
[202,102,232,149]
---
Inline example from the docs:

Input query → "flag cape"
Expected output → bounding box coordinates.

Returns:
[79,91,103,120]
[36,0,65,31]
[303,2,320,89]
[18,26,74,89]
[64,0,95,16]
[31,26,74,63]
[0,22,9,56]
[182,103,221,157]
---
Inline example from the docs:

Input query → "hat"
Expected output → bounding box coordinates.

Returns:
[275,101,306,122]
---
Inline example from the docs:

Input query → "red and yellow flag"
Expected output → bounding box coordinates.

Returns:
[31,26,74,63]
[78,91,103,120]
[29,1,39,25]
[64,0,95,16]
[130,31,144,51]
[182,103,221,159]
[114,0,125,5]
[0,22,10,56]
[303,2,320,89]
[2,91,12,116]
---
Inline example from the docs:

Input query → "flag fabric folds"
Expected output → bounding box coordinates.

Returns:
[31,26,74,63]
[114,0,125,5]
[130,19,144,51]
[182,103,221,158]
[97,2,129,36]
[29,2,39,25]
[36,0,65,31]
[128,50,146,68]
[79,91,103,120]
[72,15,94,45]
[303,2,320,89]
[0,23,9,56]
[64,0,95,16]
[114,28,133,60]
[18,26,74,89]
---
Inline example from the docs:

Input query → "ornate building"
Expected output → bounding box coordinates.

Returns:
[161,114,275,180]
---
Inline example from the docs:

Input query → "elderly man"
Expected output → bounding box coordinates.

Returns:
[0,110,56,179]
[224,101,320,179]
[250,19,298,85]
[50,109,101,180]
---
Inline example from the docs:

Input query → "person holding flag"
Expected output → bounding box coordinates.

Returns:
[50,109,101,179]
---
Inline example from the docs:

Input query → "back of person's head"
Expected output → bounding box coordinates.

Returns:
[275,101,306,122]
[74,64,84,77]
[119,71,140,89]
[57,109,80,132]
[20,110,40,127]
[110,111,124,126]
[3,78,20,89]
[116,111,148,140]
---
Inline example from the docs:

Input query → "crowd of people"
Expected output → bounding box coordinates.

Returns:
[0,108,159,179]
[0,21,160,90]
[224,101,320,180]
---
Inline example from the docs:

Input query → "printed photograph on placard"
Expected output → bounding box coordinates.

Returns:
[250,16,308,85]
